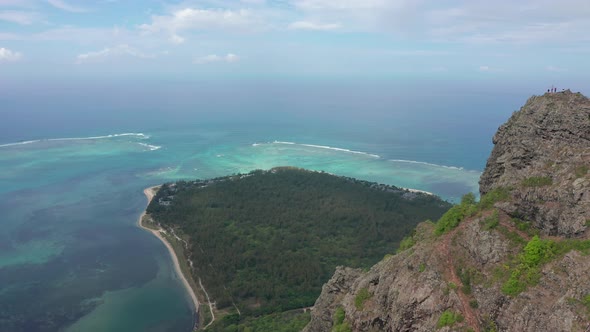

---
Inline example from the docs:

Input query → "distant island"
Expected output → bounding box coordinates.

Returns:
[140,167,452,331]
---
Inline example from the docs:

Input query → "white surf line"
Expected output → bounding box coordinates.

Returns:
[46,133,149,141]
[252,140,381,158]
[389,159,483,175]
[0,133,149,148]
[0,140,39,148]
[296,143,381,158]
[389,158,465,170]
[138,142,162,151]
[251,141,479,173]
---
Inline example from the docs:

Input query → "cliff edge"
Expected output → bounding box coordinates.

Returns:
[304,91,590,332]
[480,90,590,237]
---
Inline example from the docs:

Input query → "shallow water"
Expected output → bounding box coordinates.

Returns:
[0,110,505,331]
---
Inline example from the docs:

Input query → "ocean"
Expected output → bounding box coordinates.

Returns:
[0,80,526,331]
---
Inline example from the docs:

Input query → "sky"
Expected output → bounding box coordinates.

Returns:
[1,0,589,86]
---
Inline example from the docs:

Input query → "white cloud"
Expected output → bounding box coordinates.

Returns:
[290,0,590,44]
[292,0,419,32]
[0,47,22,61]
[47,0,88,13]
[288,21,340,31]
[426,1,590,44]
[76,44,155,63]
[193,53,239,64]
[169,34,185,44]
[225,53,239,62]
[140,8,259,44]
[0,10,40,25]
[479,65,490,72]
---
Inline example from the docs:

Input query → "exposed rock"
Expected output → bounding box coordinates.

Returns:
[305,223,461,332]
[479,90,590,237]
[460,216,509,265]
[305,91,590,332]
[306,215,590,332]
[496,251,590,332]
[305,266,363,332]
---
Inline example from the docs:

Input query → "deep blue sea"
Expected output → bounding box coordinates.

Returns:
[0,80,527,331]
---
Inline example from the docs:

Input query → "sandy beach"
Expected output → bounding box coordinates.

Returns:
[402,187,434,195]
[138,186,200,319]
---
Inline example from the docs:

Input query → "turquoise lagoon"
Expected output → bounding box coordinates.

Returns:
[0,108,509,331]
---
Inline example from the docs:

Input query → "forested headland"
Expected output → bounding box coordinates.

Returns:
[147,167,452,331]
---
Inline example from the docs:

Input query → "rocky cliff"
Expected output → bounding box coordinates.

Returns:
[480,90,590,237]
[304,91,590,332]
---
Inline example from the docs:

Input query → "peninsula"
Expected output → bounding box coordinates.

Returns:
[144,167,452,331]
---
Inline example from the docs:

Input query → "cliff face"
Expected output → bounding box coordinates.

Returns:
[480,91,590,236]
[305,91,590,332]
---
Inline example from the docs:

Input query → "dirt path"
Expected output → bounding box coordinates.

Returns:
[167,227,218,329]
[137,187,204,328]
[437,220,480,332]
[497,211,531,241]
[435,210,540,332]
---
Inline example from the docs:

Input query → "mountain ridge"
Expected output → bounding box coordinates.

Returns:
[304,91,590,332]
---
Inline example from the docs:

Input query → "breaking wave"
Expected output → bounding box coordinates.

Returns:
[138,142,162,151]
[252,141,381,158]
[389,159,481,173]
[0,133,149,148]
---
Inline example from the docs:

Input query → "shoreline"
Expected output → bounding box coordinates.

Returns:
[401,187,434,196]
[138,186,201,325]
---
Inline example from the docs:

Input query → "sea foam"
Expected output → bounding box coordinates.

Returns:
[0,140,39,148]
[0,133,149,149]
[252,140,381,159]
[47,133,149,142]
[389,159,465,171]
[389,159,481,174]
[138,143,162,151]
[250,141,480,173]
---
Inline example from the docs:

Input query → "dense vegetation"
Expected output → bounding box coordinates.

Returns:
[502,235,590,296]
[434,193,478,235]
[478,187,511,210]
[430,185,590,299]
[354,288,372,310]
[432,187,512,237]
[147,168,451,330]
[437,310,464,328]
[331,307,351,332]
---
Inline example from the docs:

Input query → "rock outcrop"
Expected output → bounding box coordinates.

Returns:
[304,91,590,332]
[479,90,590,236]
